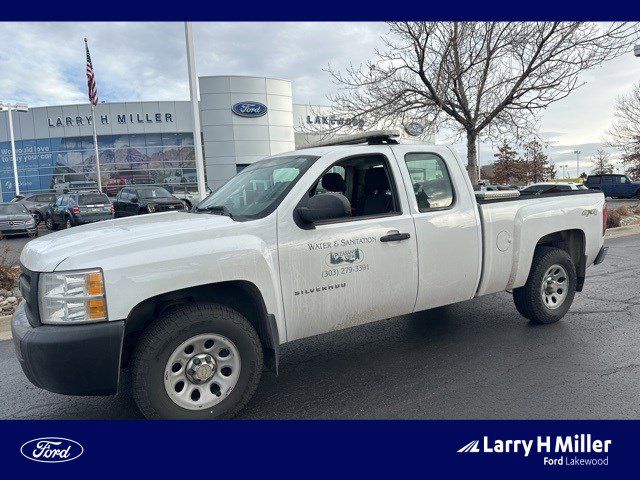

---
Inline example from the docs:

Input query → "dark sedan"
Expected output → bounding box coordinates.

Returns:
[0,203,38,239]
[10,193,57,225]
[113,186,187,218]
[44,192,113,230]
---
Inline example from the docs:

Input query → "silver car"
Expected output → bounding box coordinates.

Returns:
[0,203,38,239]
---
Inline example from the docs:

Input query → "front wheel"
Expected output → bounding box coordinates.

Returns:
[513,246,577,324]
[131,303,264,419]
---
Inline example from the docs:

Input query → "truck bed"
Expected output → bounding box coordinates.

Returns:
[474,189,605,297]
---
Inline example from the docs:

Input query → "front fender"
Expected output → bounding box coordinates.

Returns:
[56,217,285,341]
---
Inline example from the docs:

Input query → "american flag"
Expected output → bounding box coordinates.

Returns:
[84,38,98,106]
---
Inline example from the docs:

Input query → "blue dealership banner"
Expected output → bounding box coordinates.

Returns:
[0,420,635,477]
[0,0,639,20]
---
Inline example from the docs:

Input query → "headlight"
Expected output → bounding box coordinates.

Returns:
[26,219,35,228]
[147,204,156,213]
[39,269,108,324]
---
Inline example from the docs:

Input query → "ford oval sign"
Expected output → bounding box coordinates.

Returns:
[20,437,84,463]
[404,122,425,137]
[232,102,268,118]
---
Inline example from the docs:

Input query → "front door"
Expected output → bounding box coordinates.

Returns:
[277,147,418,341]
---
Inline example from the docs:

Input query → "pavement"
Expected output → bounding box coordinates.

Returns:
[606,197,640,209]
[0,233,639,419]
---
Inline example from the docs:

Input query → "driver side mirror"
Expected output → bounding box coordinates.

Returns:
[130,196,139,204]
[295,193,350,226]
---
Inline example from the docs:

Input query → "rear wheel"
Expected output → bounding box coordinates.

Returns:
[131,303,263,419]
[44,215,58,230]
[513,246,577,324]
[65,217,73,229]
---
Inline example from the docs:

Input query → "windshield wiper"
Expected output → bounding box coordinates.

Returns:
[195,204,234,219]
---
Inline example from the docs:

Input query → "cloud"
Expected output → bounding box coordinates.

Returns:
[1,20,638,167]
[0,22,387,107]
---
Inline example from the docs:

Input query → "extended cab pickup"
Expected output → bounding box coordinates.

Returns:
[12,131,607,419]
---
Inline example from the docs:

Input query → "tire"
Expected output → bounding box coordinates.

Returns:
[513,246,577,324]
[33,212,42,225]
[131,303,263,419]
[44,215,58,231]
[66,217,73,229]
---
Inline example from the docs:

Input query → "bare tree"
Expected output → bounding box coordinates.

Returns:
[330,22,638,185]
[592,149,614,174]
[607,82,640,179]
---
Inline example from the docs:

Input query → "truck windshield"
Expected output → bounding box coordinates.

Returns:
[196,155,317,219]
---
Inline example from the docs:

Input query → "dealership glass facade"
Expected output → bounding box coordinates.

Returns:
[0,132,196,201]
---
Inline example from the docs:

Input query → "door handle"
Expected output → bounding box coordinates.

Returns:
[380,232,411,242]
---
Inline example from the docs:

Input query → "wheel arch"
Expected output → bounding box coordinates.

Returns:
[534,229,586,291]
[121,280,280,374]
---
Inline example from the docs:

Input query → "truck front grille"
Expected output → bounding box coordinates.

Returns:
[19,264,40,327]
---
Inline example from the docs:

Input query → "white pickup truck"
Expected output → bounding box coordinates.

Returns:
[12,131,607,419]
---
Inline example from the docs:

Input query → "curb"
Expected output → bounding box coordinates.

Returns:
[0,314,12,341]
[605,224,640,239]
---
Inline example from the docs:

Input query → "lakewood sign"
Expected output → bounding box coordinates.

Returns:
[48,112,174,128]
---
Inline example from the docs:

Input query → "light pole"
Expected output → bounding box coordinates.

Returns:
[0,102,28,197]
[184,22,207,202]
[573,150,581,178]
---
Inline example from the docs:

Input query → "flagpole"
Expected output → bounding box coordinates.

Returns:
[84,37,102,193]
[184,22,207,202]
[91,104,102,192]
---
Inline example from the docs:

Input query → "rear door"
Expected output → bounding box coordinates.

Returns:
[601,176,615,196]
[277,146,419,341]
[390,146,482,311]
[53,195,68,223]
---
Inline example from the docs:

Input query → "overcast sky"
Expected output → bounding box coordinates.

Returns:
[1,22,639,175]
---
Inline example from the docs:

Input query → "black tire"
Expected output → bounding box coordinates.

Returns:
[513,246,577,324]
[131,303,263,419]
[44,215,58,231]
[65,217,73,229]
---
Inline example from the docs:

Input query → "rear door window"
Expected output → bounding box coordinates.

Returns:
[79,194,110,205]
[404,153,454,210]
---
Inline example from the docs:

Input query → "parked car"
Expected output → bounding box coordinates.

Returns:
[584,174,640,198]
[10,192,57,224]
[0,202,37,239]
[113,186,187,217]
[44,192,113,230]
[52,173,99,194]
[13,131,607,419]
[164,184,212,209]
[103,170,157,196]
[521,182,588,194]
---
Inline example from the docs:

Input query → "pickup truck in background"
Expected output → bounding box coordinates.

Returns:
[12,131,607,419]
[584,173,640,198]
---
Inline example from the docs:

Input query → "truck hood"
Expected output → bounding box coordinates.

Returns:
[21,211,234,272]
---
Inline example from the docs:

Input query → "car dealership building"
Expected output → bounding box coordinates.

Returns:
[0,75,432,201]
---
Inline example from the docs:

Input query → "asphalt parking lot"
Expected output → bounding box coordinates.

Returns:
[0,233,639,419]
